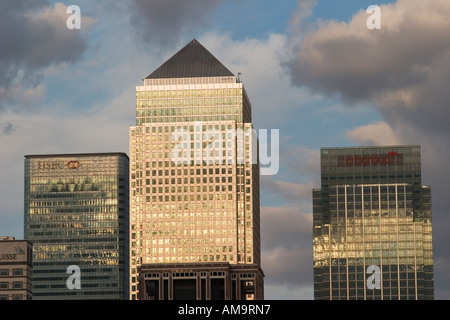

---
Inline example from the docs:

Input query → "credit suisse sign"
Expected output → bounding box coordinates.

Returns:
[38,161,82,170]
[0,246,26,262]
[338,151,403,167]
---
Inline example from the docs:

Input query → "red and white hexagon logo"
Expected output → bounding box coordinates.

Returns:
[66,161,81,169]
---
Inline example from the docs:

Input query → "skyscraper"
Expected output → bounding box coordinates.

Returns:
[24,153,129,299]
[129,39,263,300]
[313,145,434,300]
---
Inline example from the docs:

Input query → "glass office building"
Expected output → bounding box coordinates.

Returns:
[24,153,129,299]
[129,39,263,299]
[313,145,434,300]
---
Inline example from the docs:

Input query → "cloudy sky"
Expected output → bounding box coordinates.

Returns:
[1,0,450,300]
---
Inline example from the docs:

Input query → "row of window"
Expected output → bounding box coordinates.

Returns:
[136,98,242,108]
[138,167,250,176]
[331,184,413,194]
[0,269,24,277]
[131,184,251,191]
[0,294,25,300]
[323,173,420,180]
[133,123,245,134]
[138,254,253,264]
[0,281,24,289]
[331,195,414,203]
[26,213,126,222]
[323,290,419,300]
[137,88,241,99]
[29,198,119,207]
[132,186,252,198]
[28,207,122,215]
[323,275,424,284]
[131,159,253,169]
[137,115,244,125]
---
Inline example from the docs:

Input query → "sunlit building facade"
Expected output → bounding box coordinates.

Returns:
[313,145,434,300]
[129,39,263,299]
[24,153,129,299]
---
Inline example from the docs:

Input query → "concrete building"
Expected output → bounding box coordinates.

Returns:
[138,263,264,300]
[0,236,33,300]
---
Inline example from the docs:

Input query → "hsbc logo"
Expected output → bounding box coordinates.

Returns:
[338,152,403,167]
[38,161,82,170]
[66,161,81,169]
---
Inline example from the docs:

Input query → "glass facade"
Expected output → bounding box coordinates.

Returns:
[24,153,129,300]
[313,145,434,300]
[135,83,251,126]
[129,40,262,299]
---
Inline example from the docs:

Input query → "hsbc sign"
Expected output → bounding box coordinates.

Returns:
[338,152,403,167]
[66,161,81,169]
[38,161,82,170]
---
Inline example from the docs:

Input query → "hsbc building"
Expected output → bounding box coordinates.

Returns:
[24,153,129,300]
[313,145,434,300]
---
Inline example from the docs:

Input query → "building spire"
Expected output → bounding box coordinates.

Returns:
[145,39,234,79]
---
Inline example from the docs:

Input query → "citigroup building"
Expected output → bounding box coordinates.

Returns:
[313,145,434,300]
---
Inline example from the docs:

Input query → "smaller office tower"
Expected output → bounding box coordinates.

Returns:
[24,153,129,300]
[313,145,434,300]
[0,236,33,300]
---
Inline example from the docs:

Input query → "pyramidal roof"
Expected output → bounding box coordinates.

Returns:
[145,39,235,79]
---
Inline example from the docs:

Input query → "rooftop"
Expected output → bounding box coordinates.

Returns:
[24,152,129,159]
[145,39,235,79]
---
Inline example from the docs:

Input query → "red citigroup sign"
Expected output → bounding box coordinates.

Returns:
[338,151,403,167]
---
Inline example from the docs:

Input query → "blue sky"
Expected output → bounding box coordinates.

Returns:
[2,0,450,300]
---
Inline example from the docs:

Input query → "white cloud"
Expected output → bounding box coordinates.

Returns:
[0,84,46,109]
[346,121,403,146]
[288,0,450,136]
[28,2,96,30]
[0,1,94,111]
[262,176,316,205]
[130,0,225,49]
[260,206,312,292]
[198,32,318,128]
[264,283,313,300]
